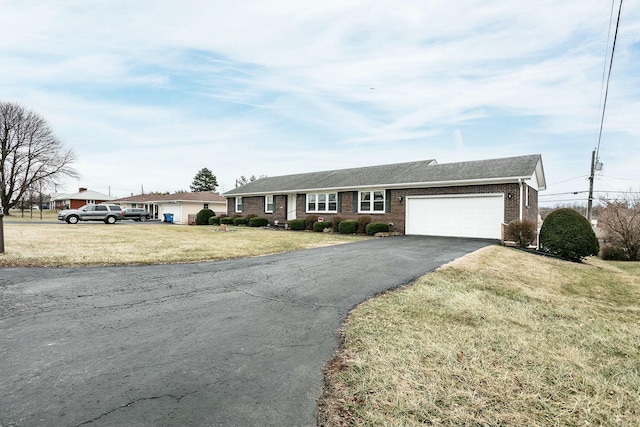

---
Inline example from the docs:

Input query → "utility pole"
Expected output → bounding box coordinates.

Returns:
[587,150,595,223]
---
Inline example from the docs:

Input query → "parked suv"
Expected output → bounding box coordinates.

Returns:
[123,208,151,221]
[57,204,125,224]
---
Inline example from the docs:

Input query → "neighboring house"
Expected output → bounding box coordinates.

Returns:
[113,192,227,224]
[223,154,546,239]
[51,188,115,210]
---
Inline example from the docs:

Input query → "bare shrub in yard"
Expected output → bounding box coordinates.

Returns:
[357,215,372,234]
[331,215,345,232]
[505,219,537,248]
[598,193,640,260]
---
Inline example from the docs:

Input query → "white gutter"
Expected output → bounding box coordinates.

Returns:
[518,178,524,221]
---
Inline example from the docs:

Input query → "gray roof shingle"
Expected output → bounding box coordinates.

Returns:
[224,154,543,196]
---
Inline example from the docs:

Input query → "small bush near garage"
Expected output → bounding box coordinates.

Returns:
[209,216,220,225]
[539,208,599,261]
[331,215,345,232]
[196,209,215,225]
[339,220,358,234]
[366,222,389,235]
[313,221,332,232]
[289,218,306,230]
[220,217,234,225]
[357,215,372,234]
[506,219,537,248]
[600,244,631,261]
[249,217,269,227]
[305,215,319,230]
[234,217,247,226]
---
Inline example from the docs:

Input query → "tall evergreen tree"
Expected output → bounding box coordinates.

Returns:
[190,168,218,192]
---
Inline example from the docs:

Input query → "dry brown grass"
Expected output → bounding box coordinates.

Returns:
[0,223,367,267]
[319,246,640,427]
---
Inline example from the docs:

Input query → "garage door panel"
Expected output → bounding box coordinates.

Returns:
[406,195,503,239]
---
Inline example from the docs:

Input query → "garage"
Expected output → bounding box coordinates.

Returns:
[406,194,504,239]
[161,204,182,224]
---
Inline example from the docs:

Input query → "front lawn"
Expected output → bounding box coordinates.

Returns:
[319,245,640,427]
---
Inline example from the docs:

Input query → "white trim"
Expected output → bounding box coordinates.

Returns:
[265,195,274,213]
[358,189,386,214]
[235,196,243,213]
[306,192,338,213]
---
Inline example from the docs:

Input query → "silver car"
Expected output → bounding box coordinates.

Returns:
[57,204,125,224]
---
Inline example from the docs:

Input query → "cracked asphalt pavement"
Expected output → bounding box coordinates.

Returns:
[0,236,491,426]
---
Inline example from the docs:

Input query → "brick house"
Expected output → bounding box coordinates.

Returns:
[51,188,114,210]
[222,154,546,239]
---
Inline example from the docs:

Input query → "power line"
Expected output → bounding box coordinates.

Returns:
[595,0,624,161]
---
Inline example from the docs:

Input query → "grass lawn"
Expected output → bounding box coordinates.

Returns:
[319,245,640,427]
[0,219,368,267]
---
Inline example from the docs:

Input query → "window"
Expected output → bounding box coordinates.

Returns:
[235,197,243,213]
[203,203,209,210]
[359,190,385,213]
[265,195,275,213]
[306,192,337,213]
[95,205,107,211]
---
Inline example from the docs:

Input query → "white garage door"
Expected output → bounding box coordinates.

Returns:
[161,204,182,224]
[406,195,504,239]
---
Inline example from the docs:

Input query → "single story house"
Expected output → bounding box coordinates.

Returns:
[51,188,115,210]
[222,154,546,239]
[113,192,227,224]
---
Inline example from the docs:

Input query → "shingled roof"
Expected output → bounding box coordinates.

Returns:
[223,154,545,196]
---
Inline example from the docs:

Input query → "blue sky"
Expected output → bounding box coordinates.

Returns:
[2,0,639,205]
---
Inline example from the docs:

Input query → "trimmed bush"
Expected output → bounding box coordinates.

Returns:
[245,213,257,222]
[231,214,242,219]
[539,208,599,261]
[305,215,319,230]
[505,219,537,248]
[339,220,358,234]
[331,215,345,232]
[249,217,269,227]
[289,218,306,230]
[234,217,247,226]
[366,222,389,235]
[313,221,332,232]
[218,213,228,219]
[196,208,215,225]
[600,244,631,261]
[208,216,220,225]
[219,217,234,225]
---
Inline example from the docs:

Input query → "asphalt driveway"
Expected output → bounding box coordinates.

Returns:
[0,236,492,426]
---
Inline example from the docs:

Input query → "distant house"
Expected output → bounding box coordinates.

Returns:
[223,154,546,239]
[51,188,115,210]
[113,192,227,224]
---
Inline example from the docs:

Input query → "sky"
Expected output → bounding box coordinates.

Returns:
[2,0,639,205]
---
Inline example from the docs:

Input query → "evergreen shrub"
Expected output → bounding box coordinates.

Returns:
[289,218,306,230]
[220,217,234,225]
[339,220,358,234]
[313,221,332,232]
[539,208,599,261]
[249,217,269,227]
[209,216,220,225]
[366,222,389,235]
[234,217,247,226]
[196,209,215,225]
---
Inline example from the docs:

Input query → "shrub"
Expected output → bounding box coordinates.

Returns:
[357,215,372,234]
[505,219,537,248]
[208,216,220,225]
[232,214,242,219]
[313,221,332,232]
[218,213,228,219]
[219,217,234,225]
[249,217,269,227]
[305,215,319,230]
[196,208,215,225]
[331,215,345,232]
[234,217,247,226]
[339,220,358,234]
[366,222,389,235]
[245,213,257,222]
[539,208,599,261]
[600,244,631,261]
[289,218,306,230]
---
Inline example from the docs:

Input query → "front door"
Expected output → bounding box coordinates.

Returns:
[287,194,296,221]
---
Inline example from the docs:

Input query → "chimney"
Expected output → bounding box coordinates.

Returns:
[79,187,87,192]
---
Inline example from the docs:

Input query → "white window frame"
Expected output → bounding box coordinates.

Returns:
[235,197,243,213]
[306,192,337,213]
[265,195,275,213]
[359,190,386,213]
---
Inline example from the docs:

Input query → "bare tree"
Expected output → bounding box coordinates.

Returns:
[0,101,77,215]
[235,174,266,187]
[598,192,640,260]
